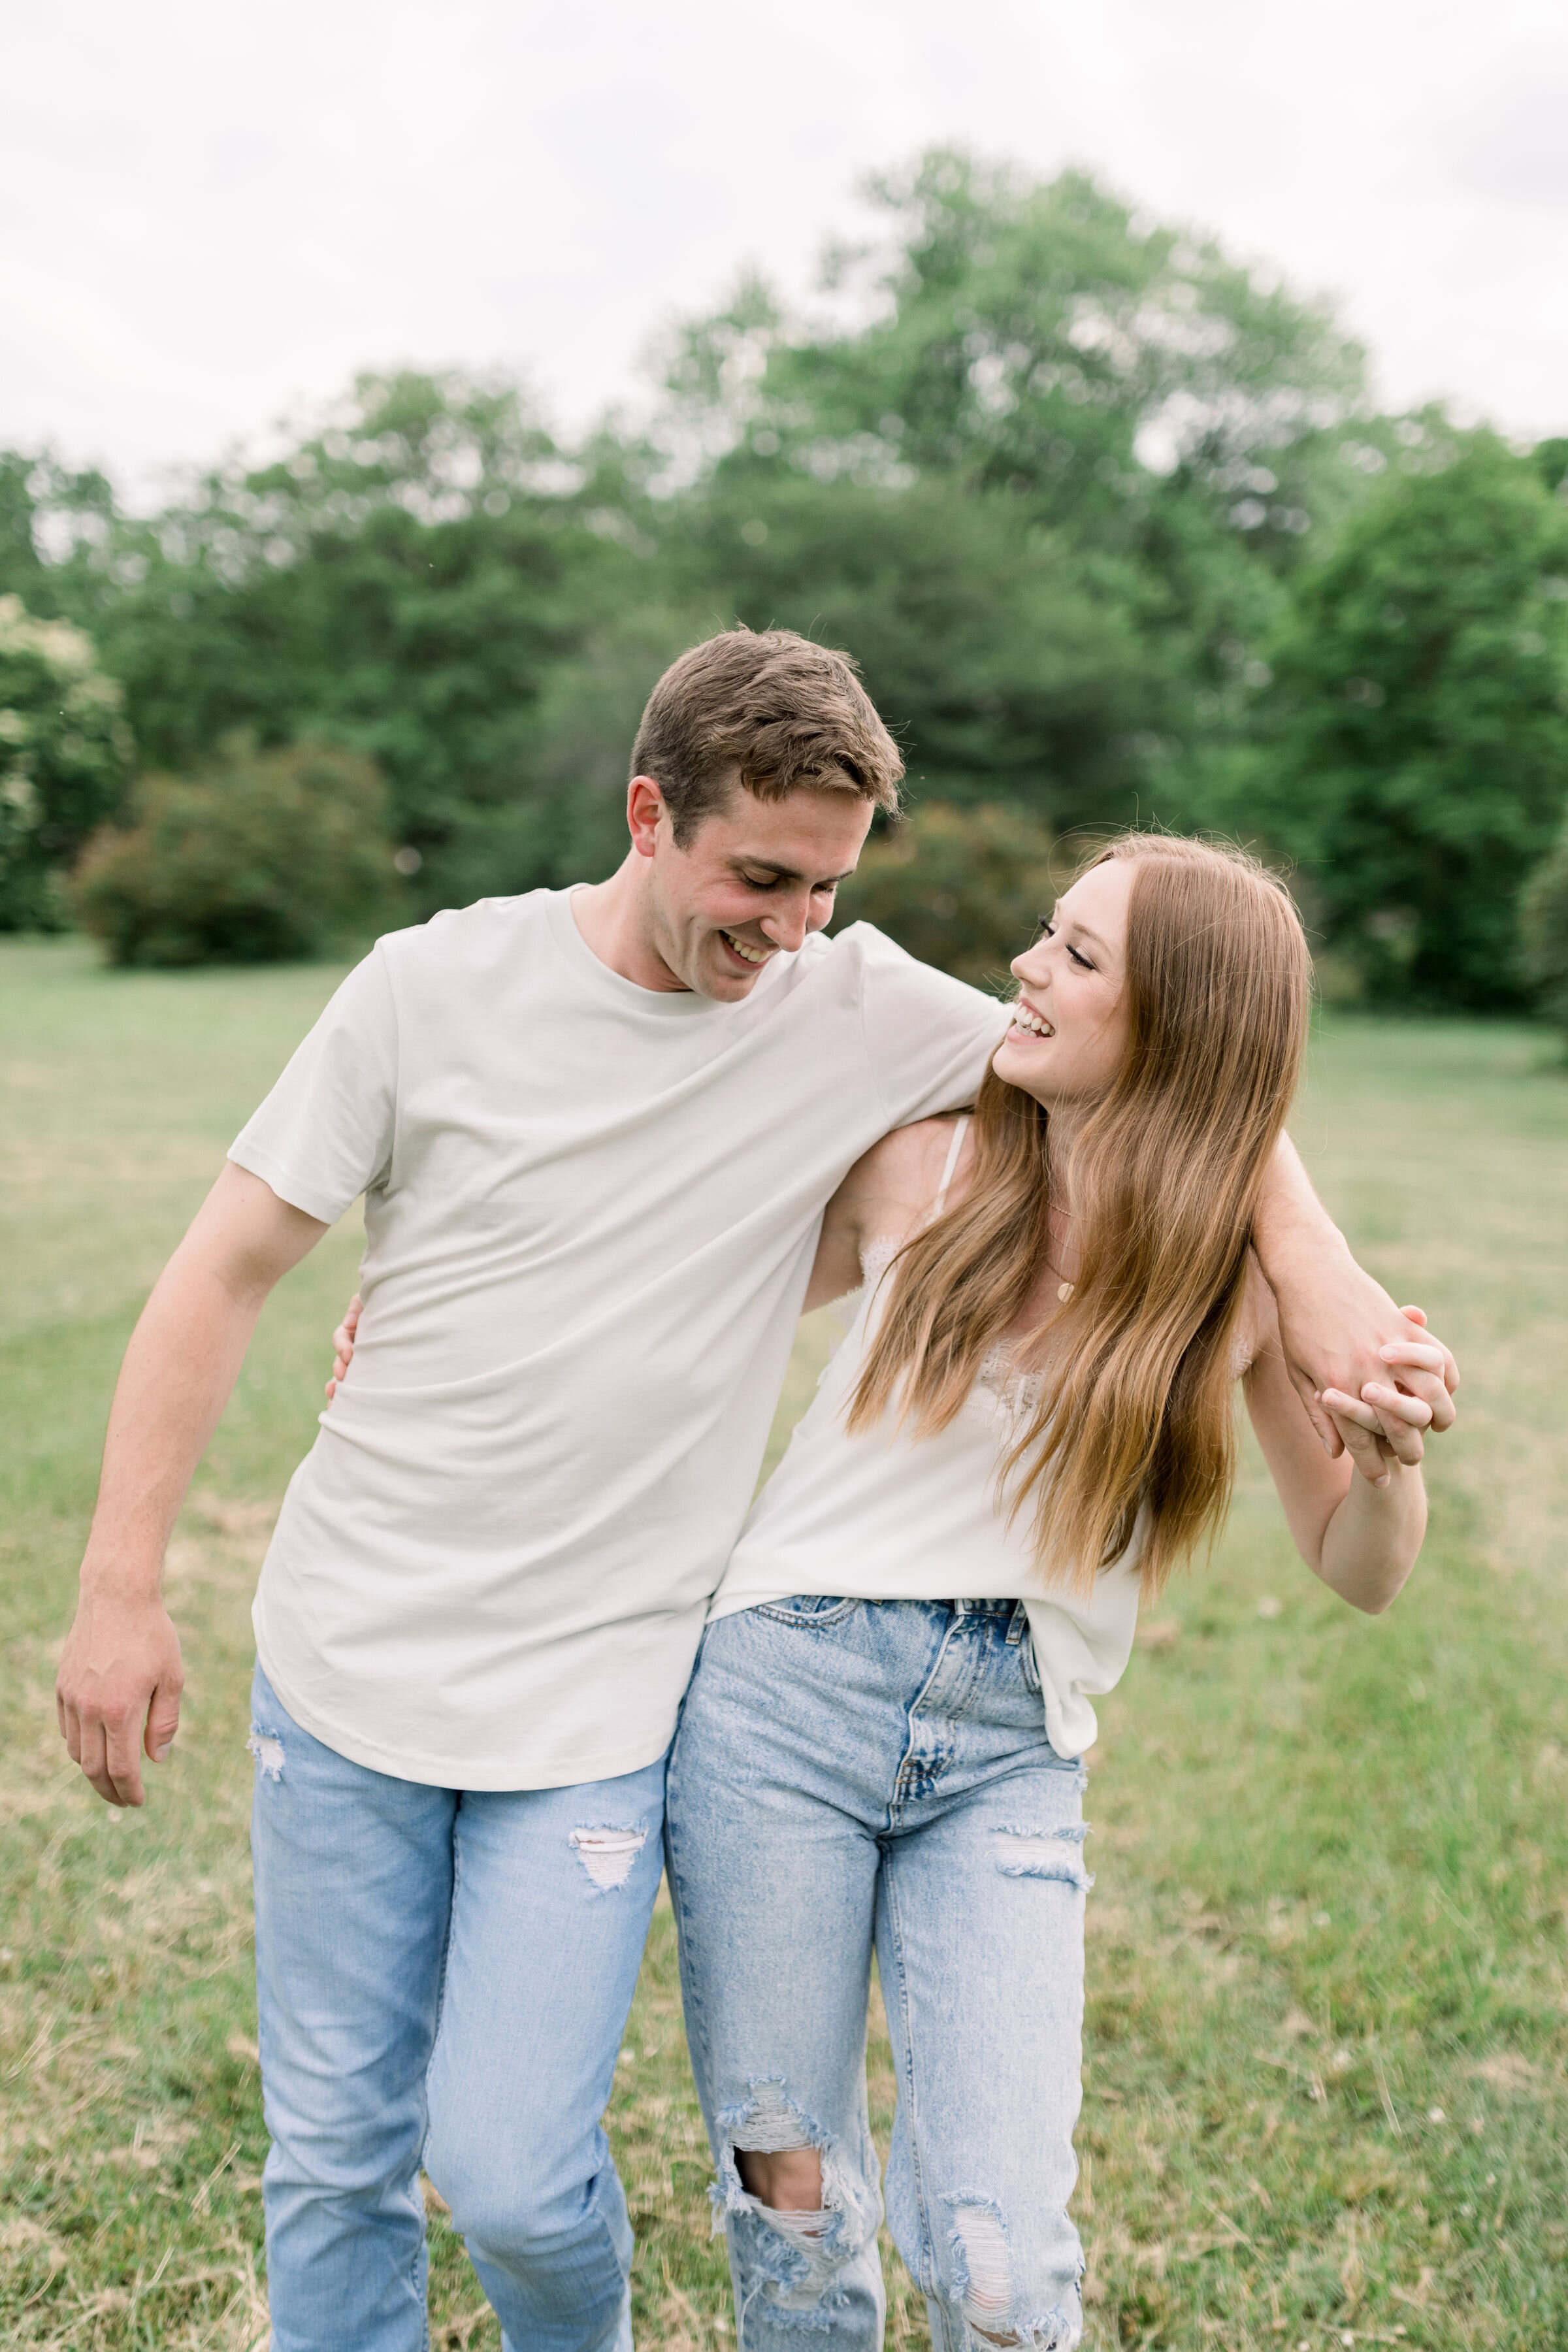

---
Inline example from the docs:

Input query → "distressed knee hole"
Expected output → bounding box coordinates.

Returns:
[991,1823,1091,1889]
[730,2080,819,2157]
[953,2200,1013,2338]
[246,1729,285,1780]
[719,2083,841,2242]
[745,2198,833,2259]
[946,2193,1081,2349]
[735,2143,823,2214]
[569,1823,647,1891]
[715,2081,882,2314]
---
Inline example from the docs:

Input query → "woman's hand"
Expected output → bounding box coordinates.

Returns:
[1319,1383,1428,1488]
[1320,1306,1452,1482]
[325,1293,361,1399]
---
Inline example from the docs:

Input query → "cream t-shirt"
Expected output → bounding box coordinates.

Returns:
[229,889,1006,1789]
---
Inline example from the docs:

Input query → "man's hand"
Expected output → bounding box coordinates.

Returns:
[325,1293,362,1399]
[57,1161,326,1806]
[1275,1262,1458,1481]
[57,1588,184,1808]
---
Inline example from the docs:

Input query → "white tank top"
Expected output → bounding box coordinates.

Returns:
[708,1120,1143,1758]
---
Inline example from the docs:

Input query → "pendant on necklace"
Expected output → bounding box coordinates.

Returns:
[1057,1281,1073,1303]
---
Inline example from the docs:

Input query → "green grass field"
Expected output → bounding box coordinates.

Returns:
[2,936,1565,2351]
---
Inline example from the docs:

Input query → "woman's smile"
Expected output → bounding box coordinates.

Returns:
[1007,994,1055,1039]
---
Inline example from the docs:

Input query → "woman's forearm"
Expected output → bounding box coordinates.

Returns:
[1314,1461,1426,1614]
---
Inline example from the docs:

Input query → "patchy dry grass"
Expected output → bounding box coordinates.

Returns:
[2,941,1565,2347]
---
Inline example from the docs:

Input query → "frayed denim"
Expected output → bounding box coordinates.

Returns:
[666,1598,1087,2350]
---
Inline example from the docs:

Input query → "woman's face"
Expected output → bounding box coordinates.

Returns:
[992,857,1134,1113]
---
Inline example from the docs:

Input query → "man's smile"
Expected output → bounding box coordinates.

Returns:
[719,929,774,968]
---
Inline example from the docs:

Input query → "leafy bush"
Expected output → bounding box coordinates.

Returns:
[0,595,132,930]
[72,738,404,967]
[833,800,1058,987]
[1520,817,1568,1037]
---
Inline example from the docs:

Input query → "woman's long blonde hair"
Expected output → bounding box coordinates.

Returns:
[847,832,1312,1601]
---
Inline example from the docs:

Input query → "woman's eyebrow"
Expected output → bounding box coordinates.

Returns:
[1064,919,1113,957]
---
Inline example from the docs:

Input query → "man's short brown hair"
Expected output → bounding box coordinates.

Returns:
[630,628,904,846]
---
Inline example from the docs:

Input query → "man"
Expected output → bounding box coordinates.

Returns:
[57,630,1456,2352]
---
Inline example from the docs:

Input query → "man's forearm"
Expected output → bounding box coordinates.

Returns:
[1248,1131,1457,1474]
[1252,1131,1350,1288]
[79,1250,272,1596]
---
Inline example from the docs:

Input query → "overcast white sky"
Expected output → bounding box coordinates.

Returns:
[5,0,1567,497]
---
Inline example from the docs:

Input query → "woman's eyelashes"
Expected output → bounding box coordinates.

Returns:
[1035,917,1096,972]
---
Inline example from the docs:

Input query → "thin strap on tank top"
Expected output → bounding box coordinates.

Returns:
[930,1115,970,1222]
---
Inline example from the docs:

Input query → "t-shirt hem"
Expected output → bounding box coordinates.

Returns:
[253,1632,676,1791]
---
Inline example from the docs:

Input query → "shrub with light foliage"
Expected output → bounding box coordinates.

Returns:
[0,595,132,930]
[72,737,403,967]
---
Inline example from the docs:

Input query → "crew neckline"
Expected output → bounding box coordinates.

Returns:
[545,885,796,1017]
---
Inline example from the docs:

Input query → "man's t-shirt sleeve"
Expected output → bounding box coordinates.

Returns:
[851,922,1011,1127]
[228,947,399,1225]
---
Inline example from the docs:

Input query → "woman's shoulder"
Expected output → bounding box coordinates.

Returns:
[828,1115,970,1255]
[851,1110,964,1194]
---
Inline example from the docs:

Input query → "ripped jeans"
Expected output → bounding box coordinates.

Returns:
[665,1598,1088,2352]
[248,1663,665,2352]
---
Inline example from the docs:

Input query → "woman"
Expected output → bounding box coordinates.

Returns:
[664,834,1437,2351]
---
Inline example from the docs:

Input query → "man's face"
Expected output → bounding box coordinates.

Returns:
[643,777,875,1001]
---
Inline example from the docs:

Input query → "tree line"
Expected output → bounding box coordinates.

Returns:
[3,150,1567,1013]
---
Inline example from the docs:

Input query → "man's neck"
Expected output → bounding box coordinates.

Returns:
[570,858,689,993]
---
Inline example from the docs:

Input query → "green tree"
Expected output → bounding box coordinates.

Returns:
[662,155,1367,549]
[652,152,1388,836]
[78,374,642,906]
[0,451,120,627]
[0,157,1501,932]
[72,737,402,966]
[1209,432,1568,1007]
[1520,811,1568,1038]
[0,595,132,929]
[651,469,1159,835]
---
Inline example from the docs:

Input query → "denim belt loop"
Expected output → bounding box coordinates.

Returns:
[1006,1601,1028,1646]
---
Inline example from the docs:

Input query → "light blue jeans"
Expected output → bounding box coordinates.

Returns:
[248,1663,666,2352]
[665,1597,1089,2352]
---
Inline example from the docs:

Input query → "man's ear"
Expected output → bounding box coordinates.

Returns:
[627,775,667,860]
